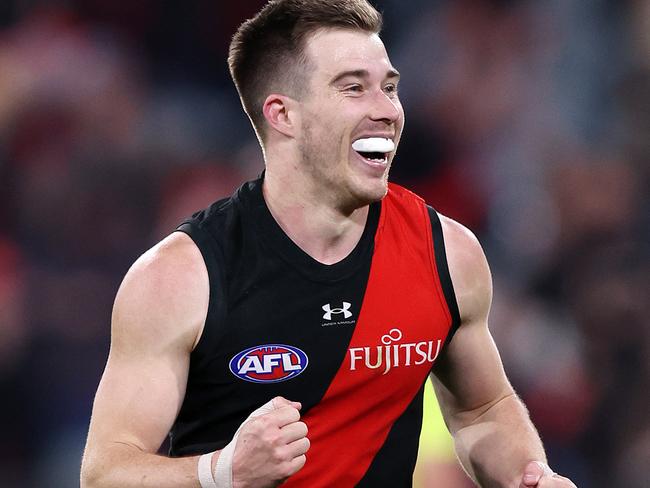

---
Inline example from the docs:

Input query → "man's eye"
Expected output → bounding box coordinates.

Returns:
[384,84,398,95]
[346,84,363,92]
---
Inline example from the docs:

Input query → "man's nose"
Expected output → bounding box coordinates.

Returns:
[369,90,401,124]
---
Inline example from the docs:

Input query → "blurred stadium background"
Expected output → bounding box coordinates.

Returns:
[0,0,648,486]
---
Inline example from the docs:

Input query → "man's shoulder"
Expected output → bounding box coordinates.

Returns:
[438,214,482,256]
[437,213,492,323]
[112,233,209,351]
[135,232,206,285]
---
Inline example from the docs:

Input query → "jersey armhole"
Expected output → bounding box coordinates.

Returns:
[175,221,225,358]
[426,206,462,347]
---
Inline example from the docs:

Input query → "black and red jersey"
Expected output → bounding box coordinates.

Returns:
[169,175,460,487]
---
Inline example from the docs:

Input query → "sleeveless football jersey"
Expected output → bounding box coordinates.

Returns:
[169,175,460,487]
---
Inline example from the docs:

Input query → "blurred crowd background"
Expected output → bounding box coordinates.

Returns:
[0,0,648,486]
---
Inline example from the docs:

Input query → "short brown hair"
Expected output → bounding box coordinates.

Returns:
[228,0,382,140]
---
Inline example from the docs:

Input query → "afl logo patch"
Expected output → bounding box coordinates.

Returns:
[229,344,309,383]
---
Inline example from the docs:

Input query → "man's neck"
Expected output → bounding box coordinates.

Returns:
[262,169,369,265]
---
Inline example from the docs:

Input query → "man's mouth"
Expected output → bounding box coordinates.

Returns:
[352,137,395,165]
[357,151,387,163]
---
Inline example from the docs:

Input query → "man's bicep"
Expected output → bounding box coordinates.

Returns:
[431,215,514,433]
[86,233,208,454]
[88,346,189,453]
[430,318,513,434]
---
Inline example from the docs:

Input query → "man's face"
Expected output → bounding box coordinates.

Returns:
[296,28,404,209]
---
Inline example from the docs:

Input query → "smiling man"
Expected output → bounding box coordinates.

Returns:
[81,1,577,487]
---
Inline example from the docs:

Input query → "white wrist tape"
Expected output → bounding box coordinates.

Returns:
[198,452,217,488]
[212,435,236,487]
[198,399,279,488]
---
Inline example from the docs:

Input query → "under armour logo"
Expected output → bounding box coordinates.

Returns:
[322,302,352,321]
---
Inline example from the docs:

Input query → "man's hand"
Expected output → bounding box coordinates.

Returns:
[231,397,309,488]
[519,461,577,488]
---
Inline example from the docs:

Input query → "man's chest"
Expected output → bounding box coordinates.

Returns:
[211,252,450,409]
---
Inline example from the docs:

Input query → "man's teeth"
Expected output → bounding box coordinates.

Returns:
[352,137,395,153]
[365,153,386,162]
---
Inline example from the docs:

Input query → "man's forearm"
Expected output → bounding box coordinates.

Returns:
[451,393,546,488]
[81,443,202,488]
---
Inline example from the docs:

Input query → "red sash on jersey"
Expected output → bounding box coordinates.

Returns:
[283,184,453,487]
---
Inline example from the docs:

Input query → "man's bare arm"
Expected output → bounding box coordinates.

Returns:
[431,215,576,488]
[80,232,309,488]
[81,232,210,487]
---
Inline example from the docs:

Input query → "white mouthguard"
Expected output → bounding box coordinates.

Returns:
[352,137,395,154]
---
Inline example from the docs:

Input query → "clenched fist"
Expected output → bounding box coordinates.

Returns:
[230,397,310,488]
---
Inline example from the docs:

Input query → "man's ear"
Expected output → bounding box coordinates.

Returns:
[262,94,298,138]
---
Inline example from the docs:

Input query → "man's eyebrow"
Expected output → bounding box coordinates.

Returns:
[330,68,401,85]
[387,68,401,81]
